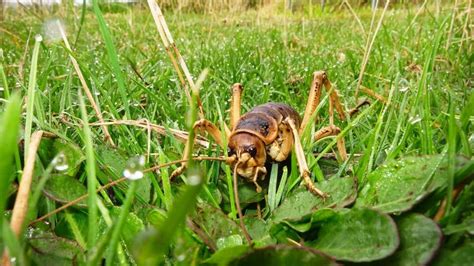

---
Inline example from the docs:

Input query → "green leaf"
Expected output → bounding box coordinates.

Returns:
[356,155,473,213]
[204,245,250,265]
[97,146,151,202]
[191,203,244,243]
[216,234,243,250]
[310,208,399,262]
[380,214,442,266]
[38,138,85,177]
[228,245,336,265]
[110,206,144,243]
[433,241,474,266]
[272,176,356,223]
[43,174,88,208]
[244,218,275,247]
[29,231,85,265]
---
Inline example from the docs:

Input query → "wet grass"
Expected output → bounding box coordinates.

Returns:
[0,2,472,265]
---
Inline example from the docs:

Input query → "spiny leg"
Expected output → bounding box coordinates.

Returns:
[321,74,348,161]
[170,119,225,179]
[300,71,325,134]
[299,71,348,161]
[229,83,243,131]
[286,118,327,198]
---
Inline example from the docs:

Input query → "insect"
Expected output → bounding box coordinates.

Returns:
[171,71,367,198]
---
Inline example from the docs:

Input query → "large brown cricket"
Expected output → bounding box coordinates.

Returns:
[171,71,367,198]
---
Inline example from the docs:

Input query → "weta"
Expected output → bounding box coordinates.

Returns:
[171,71,367,198]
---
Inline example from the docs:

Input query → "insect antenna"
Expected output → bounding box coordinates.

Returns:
[233,162,254,246]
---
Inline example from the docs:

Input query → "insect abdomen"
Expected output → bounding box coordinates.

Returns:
[234,102,301,144]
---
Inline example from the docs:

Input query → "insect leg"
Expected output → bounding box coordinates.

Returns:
[321,74,346,122]
[230,83,244,131]
[321,74,348,161]
[170,119,225,179]
[286,118,328,198]
[300,71,325,133]
[314,125,348,161]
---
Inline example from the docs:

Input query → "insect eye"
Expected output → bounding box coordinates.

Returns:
[227,147,235,157]
[247,146,257,157]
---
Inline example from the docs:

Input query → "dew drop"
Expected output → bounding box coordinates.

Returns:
[177,254,186,262]
[123,155,145,180]
[188,173,202,186]
[52,152,69,172]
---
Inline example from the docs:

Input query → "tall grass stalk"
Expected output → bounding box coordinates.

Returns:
[134,71,207,265]
[445,93,456,216]
[354,0,390,100]
[78,89,98,252]
[147,0,205,118]
[57,21,115,147]
[106,181,138,265]
[24,35,42,162]
[91,0,131,118]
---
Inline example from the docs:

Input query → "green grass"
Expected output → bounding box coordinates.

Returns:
[0,2,472,265]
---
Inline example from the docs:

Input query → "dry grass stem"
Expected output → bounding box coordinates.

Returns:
[361,86,387,103]
[355,0,391,100]
[89,119,211,148]
[57,21,115,147]
[342,0,367,37]
[2,131,44,266]
[147,0,205,118]
[10,131,44,235]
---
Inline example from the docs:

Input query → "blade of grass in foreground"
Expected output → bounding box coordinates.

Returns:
[106,181,138,266]
[91,0,130,118]
[78,89,98,252]
[2,219,25,266]
[0,94,21,242]
[24,35,42,162]
[445,93,457,217]
[133,72,206,265]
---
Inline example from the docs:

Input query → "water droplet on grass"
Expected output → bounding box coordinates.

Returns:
[188,173,202,186]
[52,152,69,172]
[123,155,145,180]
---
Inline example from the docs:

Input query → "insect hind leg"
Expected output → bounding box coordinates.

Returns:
[286,117,328,198]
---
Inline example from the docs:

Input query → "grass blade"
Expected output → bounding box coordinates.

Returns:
[0,94,21,241]
[268,163,279,212]
[24,35,42,162]
[78,89,98,252]
[91,0,130,118]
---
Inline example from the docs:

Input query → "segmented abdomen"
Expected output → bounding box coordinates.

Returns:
[234,102,301,144]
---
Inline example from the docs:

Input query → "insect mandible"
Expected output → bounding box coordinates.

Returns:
[171,71,368,198]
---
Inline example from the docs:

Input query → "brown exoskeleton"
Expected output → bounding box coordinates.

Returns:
[172,71,366,198]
